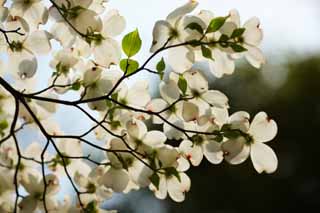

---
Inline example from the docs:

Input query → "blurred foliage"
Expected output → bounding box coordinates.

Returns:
[106,55,320,213]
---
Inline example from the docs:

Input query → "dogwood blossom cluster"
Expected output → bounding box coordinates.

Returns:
[0,0,277,212]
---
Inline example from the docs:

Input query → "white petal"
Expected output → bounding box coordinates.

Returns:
[50,22,76,47]
[143,131,166,148]
[201,90,229,108]
[250,142,278,174]
[146,99,169,124]
[93,38,121,67]
[151,174,167,200]
[197,10,214,25]
[249,112,278,143]
[167,173,191,202]
[168,46,194,73]
[228,9,240,27]
[243,17,262,46]
[102,9,126,37]
[23,2,49,30]
[182,101,199,122]
[160,80,180,104]
[244,45,266,69]
[102,168,129,192]
[166,1,198,25]
[157,145,179,168]
[209,49,235,78]
[179,140,203,166]
[163,118,184,140]
[24,30,51,54]
[221,137,250,165]
[150,20,171,53]
[126,80,151,107]
[203,141,223,164]
[183,69,208,94]
[19,196,37,213]
[9,49,37,79]
[129,160,153,187]
[229,111,250,133]
[126,119,147,140]
[72,9,102,34]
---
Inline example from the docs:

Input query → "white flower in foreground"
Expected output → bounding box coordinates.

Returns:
[195,10,235,78]
[149,145,191,202]
[117,80,151,108]
[222,112,278,173]
[151,1,199,72]
[224,9,266,68]
[178,123,223,166]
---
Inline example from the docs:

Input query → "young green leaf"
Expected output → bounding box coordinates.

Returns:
[230,28,246,39]
[156,57,166,80]
[149,173,160,190]
[71,81,81,91]
[122,29,142,57]
[207,16,227,33]
[120,59,139,75]
[185,22,204,34]
[201,45,214,60]
[156,57,166,72]
[178,75,187,95]
[230,43,247,52]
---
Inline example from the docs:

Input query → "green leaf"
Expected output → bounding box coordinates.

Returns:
[207,16,227,33]
[219,34,230,48]
[156,57,166,73]
[0,120,8,130]
[185,22,204,34]
[165,167,181,182]
[214,134,224,143]
[122,29,142,57]
[201,45,213,60]
[149,173,160,190]
[219,34,229,42]
[120,59,139,75]
[231,28,246,38]
[223,130,242,139]
[71,81,81,90]
[230,43,247,52]
[188,39,202,47]
[178,75,187,95]
[156,57,166,80]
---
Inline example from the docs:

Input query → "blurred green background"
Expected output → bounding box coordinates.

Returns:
[104,54,320,212]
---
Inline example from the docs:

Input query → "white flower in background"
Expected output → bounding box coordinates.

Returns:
[48,138,91,177]
[222,112,278,173]
[19,172,59,212]
[10,0,48,30]
[49,48,81,94]
[74,167,113,206]
[1,16,51,79]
